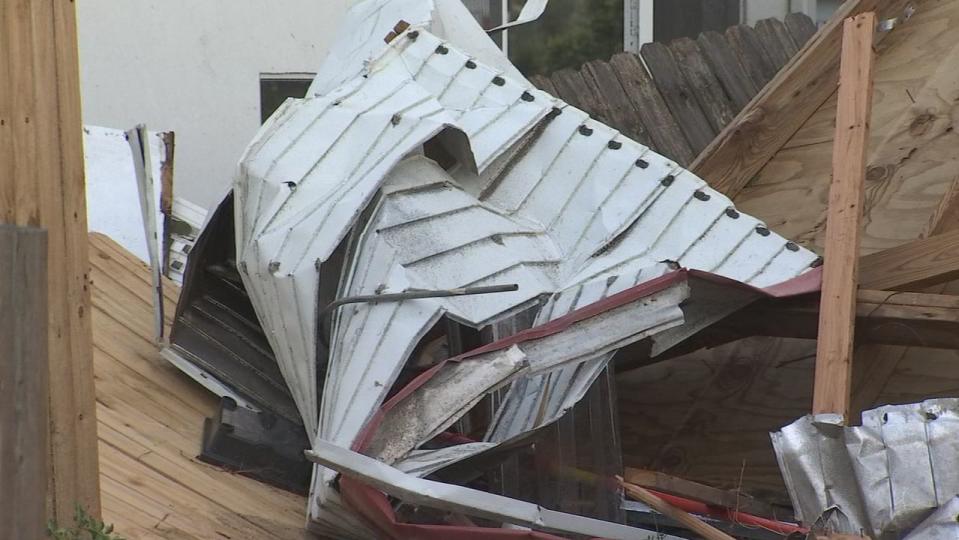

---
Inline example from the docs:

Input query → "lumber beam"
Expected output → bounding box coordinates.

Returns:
[727,289,959,350]
[692,0,910,198]
[0,0,100,521]
[858,230,959,291]
[0,226,49,539]
[619,478,737,540]
[813,12,877,420]
[623,468,779,519]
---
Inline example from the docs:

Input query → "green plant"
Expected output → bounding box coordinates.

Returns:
[48,504,125,540]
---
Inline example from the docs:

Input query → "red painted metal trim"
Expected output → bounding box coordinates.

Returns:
[646,489,807,536]
[339,267,823,539]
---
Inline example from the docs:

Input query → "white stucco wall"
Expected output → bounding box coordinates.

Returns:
[744,0,839,25]
[78,1,349,211]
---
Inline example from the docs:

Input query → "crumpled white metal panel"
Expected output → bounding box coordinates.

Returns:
[363,281,688,466]
[309,0,527,97]
[236,25,555,437]
[772,399,959,539]
[233,0,821,534]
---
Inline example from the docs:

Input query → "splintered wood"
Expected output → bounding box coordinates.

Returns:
[813,12,877,420]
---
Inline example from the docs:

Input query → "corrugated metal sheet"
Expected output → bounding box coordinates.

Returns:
[230,0,821,535]
[363,280,689,465]
[772,399,959,539]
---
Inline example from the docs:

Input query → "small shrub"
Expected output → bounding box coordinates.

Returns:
[48,504,124,540]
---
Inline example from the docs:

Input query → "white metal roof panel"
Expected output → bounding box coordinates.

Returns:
[232,6,821,534]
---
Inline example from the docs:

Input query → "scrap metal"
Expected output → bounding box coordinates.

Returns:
[772,399,959,539]
[219,0,826,536]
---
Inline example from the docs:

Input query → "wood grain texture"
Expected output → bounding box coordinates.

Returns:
[859,229,959,291]
[736,0,959,250]
[697,30,759,111]
[728,287,959,349]
[618,336,816,504]
[609,52,696,165]
[813,12,877,420]
[724,24,777,90]
[582,59,654,147]
[754,18,794,70]
[0,226,48,540]
[669,37,737,133]
[693,0,911,200]
[88,234,308,539]
[641,41,717,153]
[784,12,819,45]
[1,0,100,520]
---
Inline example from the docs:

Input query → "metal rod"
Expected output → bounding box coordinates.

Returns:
[321,284,519,317]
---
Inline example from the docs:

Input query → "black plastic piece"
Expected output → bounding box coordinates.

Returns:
[199,397,312,495]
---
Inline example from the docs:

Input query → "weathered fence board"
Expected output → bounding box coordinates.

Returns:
[0,225,49,539]
[532,13,817,166]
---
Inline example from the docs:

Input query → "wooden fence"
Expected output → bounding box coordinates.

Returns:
[530,13,817,166]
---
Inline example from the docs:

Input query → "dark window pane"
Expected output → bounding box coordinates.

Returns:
[260,78,313,124]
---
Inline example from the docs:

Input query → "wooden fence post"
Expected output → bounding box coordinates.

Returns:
[0,226,49,538]
[1,0,100,520]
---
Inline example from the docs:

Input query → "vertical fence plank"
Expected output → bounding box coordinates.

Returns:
[610,52,696,165]
[0,225,49,539]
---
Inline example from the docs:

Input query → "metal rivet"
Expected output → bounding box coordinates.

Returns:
[492,76,506,86]
[408,30,419,41]
[578,125,593,136]
[547,107,563,119]
[284,181,297,190]
[391,113,402,126]
[268,261,281,272]
[465,60,477,69]
[435,44,449,55]
[661,175,675,187]
[608,140,622,150]
[725,208,740,219]
[635,159,649,169]
[785,242,800,252]
[694,191,710,201]
[755,226,771,237]
[810,256,824,268]
[521,91,535,102]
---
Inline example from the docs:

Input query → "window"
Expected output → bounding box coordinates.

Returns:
[463,0,506,30]
[259,75,314,124]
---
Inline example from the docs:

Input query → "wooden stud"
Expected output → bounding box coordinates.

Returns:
[1,0,100,520]
[0,226,48,539]
[624,468,779,519]
[620,478,737,540]
[813,12,877,420]
[858,229,959,292]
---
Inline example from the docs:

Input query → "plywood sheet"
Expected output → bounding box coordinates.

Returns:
[89,233,308,539]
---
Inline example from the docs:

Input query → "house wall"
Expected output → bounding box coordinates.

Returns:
[742,0,840,25]
[77,1,349,211]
